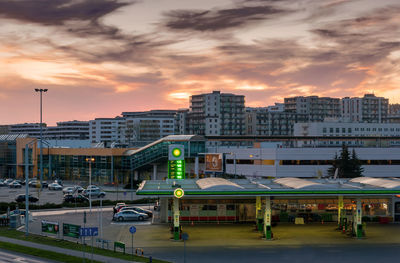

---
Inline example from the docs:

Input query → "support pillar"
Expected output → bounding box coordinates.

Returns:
[338,195,344,228]
[134,170,138,181]
[160,198,168,223]
[152,164,157,180]
[194,156,199,179]
[256,196,263,231]
[264,196,272,240]
[173,198,180,240]
[355,198,363,238]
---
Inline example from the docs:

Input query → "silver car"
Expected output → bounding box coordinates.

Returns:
[113,210,149,222]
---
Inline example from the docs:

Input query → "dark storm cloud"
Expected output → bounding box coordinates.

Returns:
[0,0,129,25]
[164,5,289,32]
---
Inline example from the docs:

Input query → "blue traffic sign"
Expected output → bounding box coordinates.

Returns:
[129,226,136,234]
[79,227,98,237]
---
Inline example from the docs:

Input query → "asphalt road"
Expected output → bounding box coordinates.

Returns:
[0,249,57,263]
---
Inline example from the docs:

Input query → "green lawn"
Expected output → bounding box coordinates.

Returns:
[0,228,170,263]
[0,240,102,263]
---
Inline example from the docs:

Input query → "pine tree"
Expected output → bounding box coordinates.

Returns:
[328,144,363,178]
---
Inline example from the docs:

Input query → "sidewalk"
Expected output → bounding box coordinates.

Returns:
[0,236,138,263]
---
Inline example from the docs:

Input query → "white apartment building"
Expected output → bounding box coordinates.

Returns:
[293,122,400,137]
[187,91,245,136]
[9,123,43,137]
[89,117,126,146]
[341,94,388,123]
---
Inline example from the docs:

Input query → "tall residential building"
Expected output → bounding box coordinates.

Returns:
[341,94,388,123]
[187,91,245,136]
[388,104,400,123]
[246,107,307,136]
[284,96,340,122]
[45,121,89,140]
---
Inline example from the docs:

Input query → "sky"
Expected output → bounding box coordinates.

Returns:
[0,0,399,125]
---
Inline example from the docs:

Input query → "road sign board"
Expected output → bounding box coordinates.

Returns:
[129,226,136,234]
[79,227,98,237]
[182,232,189,241]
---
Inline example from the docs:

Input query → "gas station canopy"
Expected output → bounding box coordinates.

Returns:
[136,177,400,197]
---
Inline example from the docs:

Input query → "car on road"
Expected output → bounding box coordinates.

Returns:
[15,194,39,203]
[63,186,84,194]
[42,181,49,188]
[0,181,6,187]
[113,210,149,222]
[8,181,22,188]
[4,178,13,185]
[63,194,89,203]
[120,206,153,217]
[48,183,63,190]
[83,188,106,198]
[54,179,63,186]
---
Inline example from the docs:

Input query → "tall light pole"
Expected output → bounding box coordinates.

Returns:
[86,157,95,213]
[34,88,48,189]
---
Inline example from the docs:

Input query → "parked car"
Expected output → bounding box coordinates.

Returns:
[120,207,153,217]
[8,181,22,188]
[113,210,149,222]
[4,178,13,185]
[0,181,6,187]
[63,194,89,203]
[15,194,39,203]
[86,185,100,191]
[42,181,49,188]
[48,183,63,191]
[29,181,41,188]
[83,188,106,198]
[63,187,75,194]
[54,179,63,186]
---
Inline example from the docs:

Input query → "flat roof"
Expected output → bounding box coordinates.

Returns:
[136,177,400,197]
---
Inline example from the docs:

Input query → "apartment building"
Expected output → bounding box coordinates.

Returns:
[341,94,389,123]
[187,91,245,136]
[284,96,341,122]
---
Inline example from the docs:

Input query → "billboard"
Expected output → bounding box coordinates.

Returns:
[41,220,59,234]
[63,223,80,238]
[205,154,223,172]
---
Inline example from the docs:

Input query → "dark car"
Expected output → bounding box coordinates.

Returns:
[63,194,89,203]
[15,194,39,203]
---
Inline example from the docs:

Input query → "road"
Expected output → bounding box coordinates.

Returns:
[0,249,57,263]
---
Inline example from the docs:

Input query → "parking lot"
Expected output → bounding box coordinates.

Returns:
[0,185,139,205]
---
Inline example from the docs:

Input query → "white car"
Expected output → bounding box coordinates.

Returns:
[48,183,63,190]
[62,187,75,194]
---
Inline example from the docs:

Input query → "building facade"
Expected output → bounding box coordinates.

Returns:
[284,96,340,122]
[187,91,246,136]
[341,94,389,123]
[293,122,400,137]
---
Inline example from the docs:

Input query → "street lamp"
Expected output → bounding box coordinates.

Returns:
[24,139,37,236]
[86,157,95,213]
[34,88,48,189]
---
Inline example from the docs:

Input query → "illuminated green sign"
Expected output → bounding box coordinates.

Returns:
[168,160,185,179]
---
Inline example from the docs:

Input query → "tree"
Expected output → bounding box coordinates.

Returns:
[328,144,363,178]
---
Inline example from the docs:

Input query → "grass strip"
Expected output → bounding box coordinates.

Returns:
[0,228,170,263]
[0,240,102,263]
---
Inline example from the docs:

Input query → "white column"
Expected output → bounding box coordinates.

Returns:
[152,164,157,180]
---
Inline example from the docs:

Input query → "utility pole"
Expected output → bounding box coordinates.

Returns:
[34,88,48,189]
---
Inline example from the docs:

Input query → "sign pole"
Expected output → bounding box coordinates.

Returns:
[129,226,136,261]
[131,232,134,262]
[91,236,94,263]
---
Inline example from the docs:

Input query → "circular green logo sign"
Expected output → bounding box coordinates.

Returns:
[172,148,182,158]
[174,188,184,198]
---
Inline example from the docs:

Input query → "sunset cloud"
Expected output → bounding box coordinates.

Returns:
[0,0,399,125]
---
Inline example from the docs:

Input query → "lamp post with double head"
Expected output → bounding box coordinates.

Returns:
[34,88,48,189]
